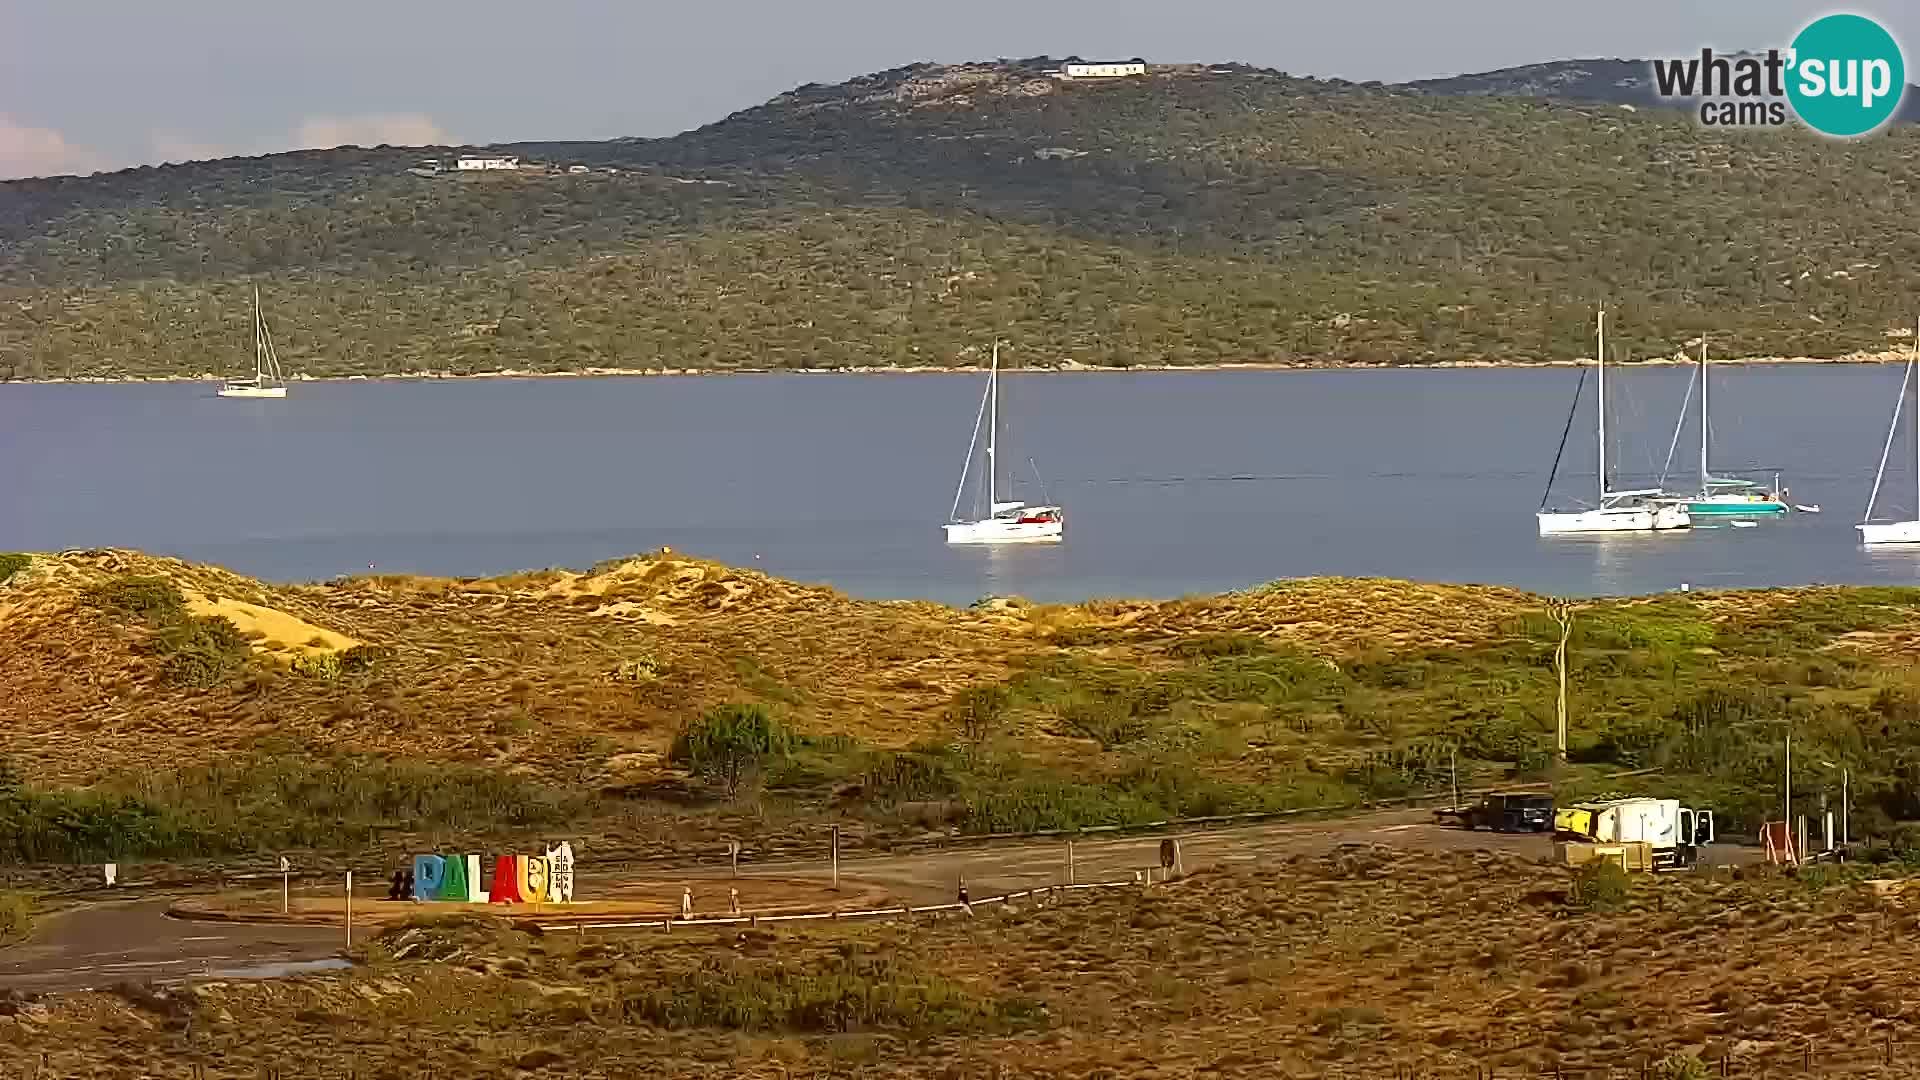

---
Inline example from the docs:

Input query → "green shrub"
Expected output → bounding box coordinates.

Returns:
[949,684,1011,744]
[1570,861,1632,912]
[670,704,793,798]
[862,750,962,803]
[0,553,29,584]
[1056,698,1150,749]
[154,615,252,687]
[291,652,344,681]
[87,576,186,621]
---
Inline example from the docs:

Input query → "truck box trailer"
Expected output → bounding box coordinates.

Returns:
[1554,797,1714,870]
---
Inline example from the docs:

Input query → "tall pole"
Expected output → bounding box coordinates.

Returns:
[1450,745,1460,809]
[344,870,354,950]
[1552,601,1572,763]
[1842,768,1849,848]
[1596,309,1608,504]
[830,824,840,892]
[1783,731,1792,853]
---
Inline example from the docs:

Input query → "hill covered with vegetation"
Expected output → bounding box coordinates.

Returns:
[3,547,1920,866]
[4,59,1919,380]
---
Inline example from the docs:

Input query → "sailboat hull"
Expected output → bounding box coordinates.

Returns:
[1685,497,1787,516]
[944,519,1063,544]
[217,385,287,399]
[1859,521,1920,545]
[1537,505,1691,535]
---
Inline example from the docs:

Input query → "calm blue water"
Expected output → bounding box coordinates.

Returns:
[1,367,1914,604]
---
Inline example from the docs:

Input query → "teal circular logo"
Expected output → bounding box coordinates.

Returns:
[1787,13,1906,137]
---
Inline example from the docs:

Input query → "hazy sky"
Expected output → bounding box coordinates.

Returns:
[3,1,1916,179]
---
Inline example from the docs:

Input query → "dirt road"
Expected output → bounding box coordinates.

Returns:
[0,810,1754,992]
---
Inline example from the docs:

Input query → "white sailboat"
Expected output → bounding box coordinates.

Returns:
[1858,320,1920,545]
[943,342,1063,545]
[1537,310,1692,535]
[217,285,289,399]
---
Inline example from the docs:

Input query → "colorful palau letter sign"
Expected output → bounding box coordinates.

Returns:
[546,842,575,903]
[519,855,550,903]
[489,855,524,903]
[464,854,486,903]
[437,852,468,901]
[413,854,446,900]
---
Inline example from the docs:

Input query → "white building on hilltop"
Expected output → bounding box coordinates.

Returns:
[1059,61,1147,79]
[456,156,521,171]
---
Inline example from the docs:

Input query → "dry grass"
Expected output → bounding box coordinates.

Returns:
[6,548,1920,799]
[0,550,1554,789]
[6,850,1919,1076]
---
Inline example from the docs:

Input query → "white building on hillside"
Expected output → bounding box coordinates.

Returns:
[1060,61,1147,79]
[456,156,521,171]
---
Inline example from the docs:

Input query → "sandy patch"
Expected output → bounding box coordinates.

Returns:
[182,589,360,656]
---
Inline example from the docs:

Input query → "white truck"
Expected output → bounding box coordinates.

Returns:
[1553,797,1716,870]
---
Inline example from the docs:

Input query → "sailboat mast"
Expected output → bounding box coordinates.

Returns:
[1596,309,1607,504]
[987,342,999,511]
[253,284,265,380]
[1699,337,1709,495]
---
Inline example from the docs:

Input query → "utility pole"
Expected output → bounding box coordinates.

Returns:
[1549,601,1574,763]
[1450,745,1460,810]
[1783,731,1792,850]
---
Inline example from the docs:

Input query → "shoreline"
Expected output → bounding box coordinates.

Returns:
[7,350,1915,385]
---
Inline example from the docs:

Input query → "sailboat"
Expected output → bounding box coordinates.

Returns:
[1537,310,1692,535]
[943,342,1063,544]
[1669,339,1789,516]
[1858,320,1920,545]
[217,285,289,399]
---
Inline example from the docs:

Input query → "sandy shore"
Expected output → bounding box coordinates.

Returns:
[12,349,1916,385]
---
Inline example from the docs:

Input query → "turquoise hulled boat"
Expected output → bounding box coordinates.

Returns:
[1684,482,1790,516]
[1660,339,1793,518]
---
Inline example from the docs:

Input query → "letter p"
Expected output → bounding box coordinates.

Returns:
[1864,59,1893,108]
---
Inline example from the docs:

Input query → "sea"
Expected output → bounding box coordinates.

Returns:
[1,365,1914,605]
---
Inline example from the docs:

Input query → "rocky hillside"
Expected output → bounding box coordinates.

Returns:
[3,58,1918,379]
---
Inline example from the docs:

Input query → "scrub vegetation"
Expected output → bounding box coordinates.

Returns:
[4,548,1920,864]
[12,848,1920,1076]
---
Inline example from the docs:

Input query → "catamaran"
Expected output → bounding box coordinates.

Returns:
[1537,310,1692,535]
[1661,338,1789,516]
[1859,320,1920,545]
[217,285,289,399]
[943,342,1063,545]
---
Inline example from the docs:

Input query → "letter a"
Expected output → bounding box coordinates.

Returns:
[490,855,524,903]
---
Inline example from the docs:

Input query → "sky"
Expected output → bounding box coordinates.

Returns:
[3,0,1917,180]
